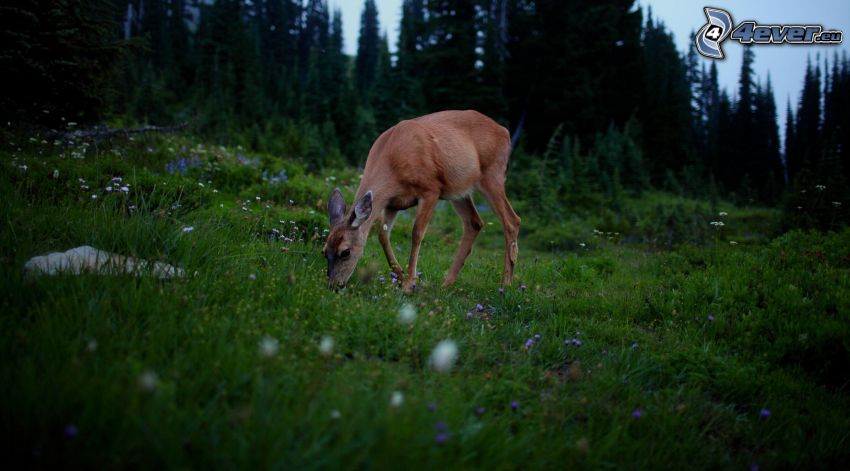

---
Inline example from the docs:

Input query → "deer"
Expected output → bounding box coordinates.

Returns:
[323,110,520,294]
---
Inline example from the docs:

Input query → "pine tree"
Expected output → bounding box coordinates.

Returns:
[355,0,381,98]
[794,56,822,176]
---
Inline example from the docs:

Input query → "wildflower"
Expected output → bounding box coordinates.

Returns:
[710,221,725,227]
[378,276,385,282]
[575,437,590,453]
[466,311,473,319]
[511,400,519,411]
[105,187,113,192]
[429,340,459,373]
[52,169,59,179]
[119,186,129,193]
[91,194,97,200]
[632,408,643,419]
[138,370,160,392]
[498,287,505,295]
[630,342,639,350]
[534,333,541,341]
[64,424,79,438]
[524,338,534,350]
[86,339,98,352]
[475,303,484,312]
[258,336,279,357]
[383,224,388,231]
[833,201,842,207]
[112,177,122,183]
[718,211,728,216]
[398,303,417,324]
[428,402,437,412]
[474,406,486,416]
[182,226,194,233]
[579,242,586,247]
[390,391,404,408]
[520,284,527,290]
[729,241,738,245]
[435,432,450,445]
[708,314,715,321]
[330,409,341,420]
[18,164,28,171]
[319,336,334,356]
[248,273,257,281]
[759,408,771,419]
[815,184,826,191]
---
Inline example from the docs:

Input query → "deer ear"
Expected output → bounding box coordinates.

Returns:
[351,191,373,228]
[328,188,346,227]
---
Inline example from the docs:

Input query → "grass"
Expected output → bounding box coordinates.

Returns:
[2,135,849,469]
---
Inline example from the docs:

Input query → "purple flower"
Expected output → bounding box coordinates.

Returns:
[708,315,715,321]
[534,333,541,341]
[64,424,78,438]
[759,408,771,419]
[474,406,486,416]
[476,303,484,312]
[511,400,519,411]
[572,339,582,347]
[751,464,760,471]
[630,342,639,350]
[498,287,505,295]
[390,272,398,279]
[524,338,535,350]
[520,284,527,290]
[434,421,448,431]
[378,276,385,282]
[435,432,450,445]
[632,408,643,419]
[466,311,473,319]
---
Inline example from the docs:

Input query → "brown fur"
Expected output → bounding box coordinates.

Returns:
[324,110,520,292]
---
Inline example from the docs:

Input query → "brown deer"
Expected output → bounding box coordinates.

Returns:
[323,110,520,294]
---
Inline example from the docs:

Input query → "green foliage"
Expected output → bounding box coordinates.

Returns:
[2,138,849,469]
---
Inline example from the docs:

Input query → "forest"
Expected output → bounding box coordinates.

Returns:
[3,0,850,213]
[1,1,849,469]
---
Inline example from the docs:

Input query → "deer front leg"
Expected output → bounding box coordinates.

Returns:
[402,193,438,294]
[378,208,404,278]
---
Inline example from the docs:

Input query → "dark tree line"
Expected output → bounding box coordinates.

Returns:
[1,0,848,206]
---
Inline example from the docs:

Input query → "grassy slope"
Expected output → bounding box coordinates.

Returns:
[1,136,849,469]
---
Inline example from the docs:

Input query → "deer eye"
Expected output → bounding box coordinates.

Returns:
[339,249,351,259]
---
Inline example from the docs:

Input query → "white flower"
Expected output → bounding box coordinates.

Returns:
[182,226,194,233]
[248,273,257,280]
[91,194,97,199]
[258,336,279,357]
[383,224,389,231]
[718,211,728,217]
[398,303,417,324]
[833,201,842,207]
[710,221,725,227]
[198,182,205,188]
[330,409,341,419]
[729,241,738,245]
[138,370,159,392]
[105,187,113,192]
[52,169,59,178]
[119,186,129,193]
[815,184,826,191]
[390,391,404,408]
[319,336,334,356]
[429,340,459,373]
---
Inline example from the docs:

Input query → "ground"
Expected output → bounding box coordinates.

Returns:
[1,135,849,469]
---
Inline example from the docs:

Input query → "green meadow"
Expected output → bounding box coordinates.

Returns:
[2,135,849,469]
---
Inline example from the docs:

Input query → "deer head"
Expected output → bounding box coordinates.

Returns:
[323,188,373,289]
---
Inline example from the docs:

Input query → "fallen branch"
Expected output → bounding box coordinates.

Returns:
[47,121,190,141]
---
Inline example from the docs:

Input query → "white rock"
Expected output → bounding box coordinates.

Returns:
[23,245,184,279]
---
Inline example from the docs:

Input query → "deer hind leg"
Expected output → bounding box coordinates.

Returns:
[442,195,483,288]
[402,192,439,294]
[478,173,521,286]
[378,208,404,278]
